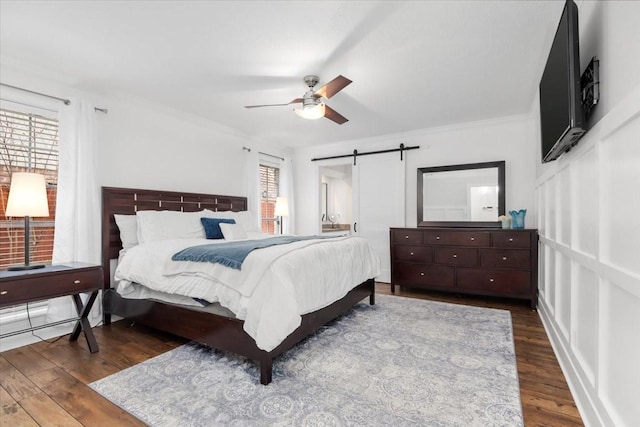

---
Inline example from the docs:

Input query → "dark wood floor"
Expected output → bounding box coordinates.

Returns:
[1,284,583,426]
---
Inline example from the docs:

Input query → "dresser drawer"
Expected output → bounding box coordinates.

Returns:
[457,268,531,296]
[491,231,531,248]
[480,249,531,270]
[434,247,478,266]
[423,230,490,247]
[393,245,432,262]
[0,268,102,307]
[393,262,454,288]
[392,229,423,245]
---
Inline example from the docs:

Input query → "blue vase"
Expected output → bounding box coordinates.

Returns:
[509,209,526,229]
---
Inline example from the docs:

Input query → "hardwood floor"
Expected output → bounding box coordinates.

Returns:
[1,284,583,426]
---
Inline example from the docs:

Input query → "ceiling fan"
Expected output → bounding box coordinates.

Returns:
[244,75,352,124]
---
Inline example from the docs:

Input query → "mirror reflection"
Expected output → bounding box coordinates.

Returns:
[319,164,352,233]
[418,161,505,227]
[423,169,498,221]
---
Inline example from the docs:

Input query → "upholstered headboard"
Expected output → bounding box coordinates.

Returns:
[101,186,248,289]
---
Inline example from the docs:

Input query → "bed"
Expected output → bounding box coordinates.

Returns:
[101,186,378,385]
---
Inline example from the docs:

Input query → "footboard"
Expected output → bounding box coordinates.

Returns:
[261,278,374,384]
[104,279,375,384]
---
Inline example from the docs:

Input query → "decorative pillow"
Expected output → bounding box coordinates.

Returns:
[201,218,236,239]
[136,209,216,243]
[203,210,261,233]
[114,214,138,250]
[219,222,248,240]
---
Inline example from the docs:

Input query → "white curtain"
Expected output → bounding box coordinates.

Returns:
[280,156,295,234]
[245,148,261,229]
[46,99,101,322]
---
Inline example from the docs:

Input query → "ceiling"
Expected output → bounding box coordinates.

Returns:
[0,1,565,149]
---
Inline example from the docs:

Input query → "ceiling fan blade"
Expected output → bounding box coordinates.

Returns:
[324,105,348,125]
[245,103,289,109]
[244,98,303,109]
[314,75,352,99]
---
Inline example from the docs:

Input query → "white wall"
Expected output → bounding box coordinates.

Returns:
[293,113,536,235]
[534,1,640,426]
[0,63,289,196]
[96,96,249,195]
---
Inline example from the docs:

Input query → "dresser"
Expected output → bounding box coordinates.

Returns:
[390,227,538,309]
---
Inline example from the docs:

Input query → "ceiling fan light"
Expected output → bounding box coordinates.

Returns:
[295,103,326,120]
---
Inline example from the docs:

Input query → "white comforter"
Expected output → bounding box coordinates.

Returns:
[114,235,380,351]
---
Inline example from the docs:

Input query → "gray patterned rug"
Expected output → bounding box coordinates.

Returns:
[89,295,522,426]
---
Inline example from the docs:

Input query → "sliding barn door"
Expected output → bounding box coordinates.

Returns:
[353,152,405,283]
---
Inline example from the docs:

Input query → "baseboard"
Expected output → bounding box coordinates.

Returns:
[538,301,611,427]
[0,306,104,352]
[0,312,75,352]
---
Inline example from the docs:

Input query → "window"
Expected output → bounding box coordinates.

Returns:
[259,164,280,234]
[1,108,58,270]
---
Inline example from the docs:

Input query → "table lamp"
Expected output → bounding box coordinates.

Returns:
[5,172,50,271]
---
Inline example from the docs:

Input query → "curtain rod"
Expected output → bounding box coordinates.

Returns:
[242,146,285,161]
[1,82,70,105]
[0,82,107,113]
[311,143,419,165]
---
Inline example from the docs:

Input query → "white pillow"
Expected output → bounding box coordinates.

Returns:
[220,223,248,240]
[235,211,262,233]
[136,209,216,243]
[114,214,138,249]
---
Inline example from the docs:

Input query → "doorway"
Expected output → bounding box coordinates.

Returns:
[317,152,405,282]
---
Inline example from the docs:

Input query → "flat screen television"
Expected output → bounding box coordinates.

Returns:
[539,0,586,163]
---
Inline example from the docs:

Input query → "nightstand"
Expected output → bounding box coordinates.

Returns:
[0,262,103,353]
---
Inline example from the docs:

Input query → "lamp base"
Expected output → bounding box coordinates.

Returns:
[8,264,46,271]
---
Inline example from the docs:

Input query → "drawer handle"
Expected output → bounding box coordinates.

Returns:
[509,238,514,242]
[420,272,425,276]
[0,290,7,295]
[502,257,507,261]
[405,235,409,239]
[436,236,440,240]
[470,237,475,241]
[410,252,414,256]
[74,280,81,284]
[452,254,457,258]
[489,278,495,283]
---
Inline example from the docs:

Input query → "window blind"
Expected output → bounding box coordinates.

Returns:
[259,164,280,234]
[0,108,58,269]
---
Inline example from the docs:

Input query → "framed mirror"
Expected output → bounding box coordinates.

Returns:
[417,161,505,228]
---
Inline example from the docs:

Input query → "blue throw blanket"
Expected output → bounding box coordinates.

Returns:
[171,235,329,270]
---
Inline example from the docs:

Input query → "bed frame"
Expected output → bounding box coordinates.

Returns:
[101,186,375,385]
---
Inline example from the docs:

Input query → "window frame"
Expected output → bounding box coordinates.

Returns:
[259,162,280,234]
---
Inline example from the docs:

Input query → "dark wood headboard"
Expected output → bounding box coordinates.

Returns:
[101,186,248,289]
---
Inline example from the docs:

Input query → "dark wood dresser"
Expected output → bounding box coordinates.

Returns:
[390,227,538,309]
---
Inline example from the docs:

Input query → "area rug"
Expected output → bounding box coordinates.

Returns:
[89,295,522,426]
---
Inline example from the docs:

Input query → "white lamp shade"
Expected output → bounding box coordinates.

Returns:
[294,103,326,120]
[5,172,50,217]
[274,196,289,217]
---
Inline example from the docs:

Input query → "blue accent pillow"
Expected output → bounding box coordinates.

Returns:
[201,218,236,239]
